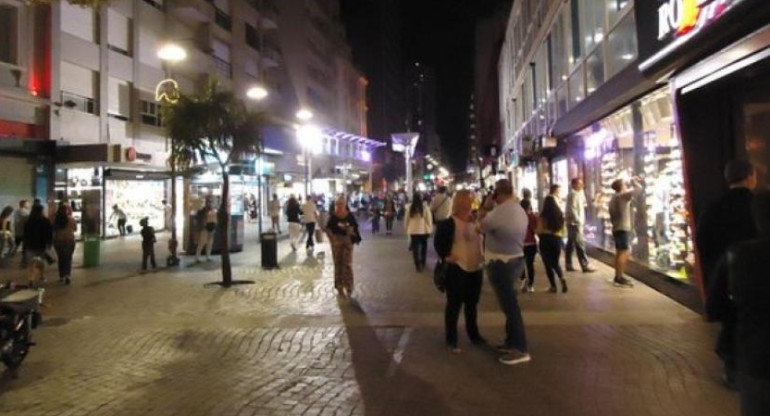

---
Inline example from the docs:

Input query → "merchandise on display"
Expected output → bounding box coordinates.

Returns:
[105,180,165,236]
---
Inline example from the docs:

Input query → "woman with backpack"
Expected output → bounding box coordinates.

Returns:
[405,192,433,272]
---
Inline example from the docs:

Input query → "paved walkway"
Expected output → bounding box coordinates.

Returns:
[0,217,738,416]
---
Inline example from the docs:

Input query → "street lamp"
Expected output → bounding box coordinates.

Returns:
[157,44,187,267]
[297,124,322,197]
[296,108,314,121]
[247,86,269,101]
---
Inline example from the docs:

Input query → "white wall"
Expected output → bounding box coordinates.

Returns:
[61,1,97,43]
[138,26,162,68]
[60,110,100,143]
[107,9,131,53]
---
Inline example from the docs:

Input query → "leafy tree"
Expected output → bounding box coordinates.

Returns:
[164,80,264,287]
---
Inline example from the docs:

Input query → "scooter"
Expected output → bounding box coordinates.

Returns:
[0,282,44,376]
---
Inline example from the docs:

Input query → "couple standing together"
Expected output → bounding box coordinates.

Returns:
[434,179,531,365]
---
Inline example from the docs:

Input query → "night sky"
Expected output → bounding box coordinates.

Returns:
[342,0,509,173]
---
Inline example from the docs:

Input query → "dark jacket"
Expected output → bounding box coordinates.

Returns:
[23,216,53,252]
[326,213,361,244]
[286,201,301,223]
[433,218,455,260]
[141,226,156,246]
[697,188,757,321]
[729,238,770,381]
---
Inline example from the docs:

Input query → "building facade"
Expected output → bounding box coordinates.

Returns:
[499,0,770,310]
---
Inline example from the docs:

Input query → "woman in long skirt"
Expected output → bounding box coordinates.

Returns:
[326,196,361,297]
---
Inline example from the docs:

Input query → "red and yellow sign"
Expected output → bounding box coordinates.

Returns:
[657,0,738,41]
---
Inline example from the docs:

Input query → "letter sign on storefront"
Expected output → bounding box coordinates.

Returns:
[657,0,735,42]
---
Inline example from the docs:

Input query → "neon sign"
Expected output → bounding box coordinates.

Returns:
[155,79,180,104]
[657,0,738,41]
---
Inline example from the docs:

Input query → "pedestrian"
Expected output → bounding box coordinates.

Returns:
[268,194,282,234]
[370,200,381,234]
[162,199,172,231]
[608,176,643,288]
[326,196,361,297]
[697,160,758,390]
[430,186,452,223]
[0,206,15,259]
[520,198,538,293]
[521,188,532,203]
[110,204,128,236]
[13,200,29,257]
[195,199,217,263]
[405,192,433,272]
[728,189,770,415]
[434,190,486,354]
[302,196,319,251]
[53,202,76,284]
[565,178,595,273]
[479,179,531,366]
[537,193,567,293]
[383,196,396,235]
[140,217,157,271]
[23,204,53,280]
[285,195,302,251]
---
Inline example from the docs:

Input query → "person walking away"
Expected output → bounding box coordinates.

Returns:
[608,177,643,288]
[434,190,486,354]
[23,204,53,281]
[12,200,29,258]
[285,195,303,251]
[326,196,361,297]
[140,217,157,271]
[268,194,282,233]
[110,204,128,236]
[406,192,433,272]
[430,186,452,223]
[565,178,595,273]
[302,196,319,251]
[537,195,568,293]
[520,199,539,293]
[697,160,758,390]
[383,196,396,235]
[0,206,15,259]
[370,201,381,234]
[728,190,770,415]
[195,199,218,263]
[479,179,531,366]
[52,203,76,284]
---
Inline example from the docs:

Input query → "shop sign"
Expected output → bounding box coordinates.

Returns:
[124,147,152,163]
[636,0,763,74]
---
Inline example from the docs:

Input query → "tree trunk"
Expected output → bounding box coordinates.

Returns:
[220,170,233,287]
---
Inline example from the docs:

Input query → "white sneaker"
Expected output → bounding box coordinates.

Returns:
[499,350,532,366]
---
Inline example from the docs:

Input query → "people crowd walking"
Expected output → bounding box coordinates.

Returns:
[52,203,76,285]
[537,190,568,293]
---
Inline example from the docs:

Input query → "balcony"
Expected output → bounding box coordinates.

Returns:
[214,7,231,31]
[168,0,215,26]
[261,0,278,29]
[212,55,232,79]
[260,41,281,68]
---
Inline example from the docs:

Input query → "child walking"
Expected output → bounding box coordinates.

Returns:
[140,217,157,271]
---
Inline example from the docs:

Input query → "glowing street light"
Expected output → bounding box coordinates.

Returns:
[157,44,187,63]
[296,108,314,121]
[297,125,322,196]
[246,86,269,101]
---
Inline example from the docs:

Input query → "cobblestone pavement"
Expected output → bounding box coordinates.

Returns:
[0,218,739,415]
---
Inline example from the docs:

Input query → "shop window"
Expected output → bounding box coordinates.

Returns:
[0,5,17,65]
[606,12,637,78]
[140,100,162,127]
[586,47,604,96]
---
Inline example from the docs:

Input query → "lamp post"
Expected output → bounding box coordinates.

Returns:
[297,123,320,198]
[391,133,420,194]
[157,43,186,267]
[246,86,268,236]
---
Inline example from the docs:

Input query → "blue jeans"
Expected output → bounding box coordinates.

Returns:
[486,258,528,352]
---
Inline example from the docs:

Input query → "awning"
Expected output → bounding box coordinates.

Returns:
[322,127,386,148]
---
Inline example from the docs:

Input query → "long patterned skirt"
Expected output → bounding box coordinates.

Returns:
[329,234,354,295]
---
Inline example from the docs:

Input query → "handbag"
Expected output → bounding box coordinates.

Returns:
[315,229,324,243]
[433,259,447,293]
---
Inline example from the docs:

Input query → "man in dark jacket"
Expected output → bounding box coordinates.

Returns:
[696,160,758,389]
[23,204,53,264]
[729,189,770,415]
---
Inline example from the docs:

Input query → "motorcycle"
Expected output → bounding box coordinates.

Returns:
[0,282,44,374]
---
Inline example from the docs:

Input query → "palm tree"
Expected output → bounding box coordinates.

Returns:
[164,80,265,287]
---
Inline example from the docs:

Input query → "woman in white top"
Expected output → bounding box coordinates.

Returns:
[301,197,319,250]
[405,192,433,272]
[434,190,485,353]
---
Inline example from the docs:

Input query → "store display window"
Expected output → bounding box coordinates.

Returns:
[54,167,103,238]
[580,88,696,283]
[105,179,165,236]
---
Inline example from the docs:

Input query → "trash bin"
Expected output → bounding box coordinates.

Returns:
[83,237,101,268]
[260,232,278,270]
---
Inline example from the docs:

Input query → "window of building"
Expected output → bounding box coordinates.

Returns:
[586,47,604,95]
[61,1,98,43]
[212,38,232,79]
[606,11,637,78]
[107,9,131,56]
[60,61,98,113]
[568,64,585,108]
[245,24,259,50]
[0,5,17,65]
[569,0,582,67]
[549,6,572,89]
[108,77,130,120]
[606,0,630,28]
[140,100,162,127]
